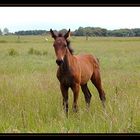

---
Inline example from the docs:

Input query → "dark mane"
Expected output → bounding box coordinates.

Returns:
[66,39,74,55]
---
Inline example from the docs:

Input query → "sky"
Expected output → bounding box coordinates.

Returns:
[0,7,140,33]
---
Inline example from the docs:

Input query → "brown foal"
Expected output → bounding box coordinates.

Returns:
[50,29,106,117]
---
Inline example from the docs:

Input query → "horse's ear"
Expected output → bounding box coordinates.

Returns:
[50,29,57,39]
[64,29,70,39]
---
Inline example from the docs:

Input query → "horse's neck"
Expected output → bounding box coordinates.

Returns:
[62,48,74,72]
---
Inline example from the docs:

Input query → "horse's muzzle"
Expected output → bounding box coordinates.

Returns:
[56,59,64,66]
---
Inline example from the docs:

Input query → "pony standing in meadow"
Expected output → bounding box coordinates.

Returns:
[50,29,106,117]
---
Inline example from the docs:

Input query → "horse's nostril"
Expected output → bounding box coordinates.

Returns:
[56,60,63,66]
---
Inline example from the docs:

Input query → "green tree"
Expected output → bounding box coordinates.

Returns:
[132,28,140,36]
[3,27,9,35]
[59,29,68,34]
[74,27,85,36]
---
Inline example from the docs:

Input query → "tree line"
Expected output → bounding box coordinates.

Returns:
[73,27,140,37]
[15,30,47,35]
[1,27,140,37]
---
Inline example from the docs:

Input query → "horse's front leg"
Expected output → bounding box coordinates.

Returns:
[60,84,69,117]
[71,83,80,112]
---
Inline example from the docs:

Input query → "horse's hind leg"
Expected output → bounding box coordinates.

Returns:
[81,84,92,108]
[91,69,106,108]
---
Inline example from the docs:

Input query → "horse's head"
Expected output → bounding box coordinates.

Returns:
[50,29,70,66]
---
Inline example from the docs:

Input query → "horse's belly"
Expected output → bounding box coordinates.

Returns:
[80,72,92,85]
[80,63,93,85]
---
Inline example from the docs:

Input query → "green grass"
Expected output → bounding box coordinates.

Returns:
[0,35,139,133]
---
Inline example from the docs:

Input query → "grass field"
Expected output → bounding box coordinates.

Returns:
[0,35,139,133]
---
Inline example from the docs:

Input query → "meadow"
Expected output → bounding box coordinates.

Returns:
[0,35,139,133]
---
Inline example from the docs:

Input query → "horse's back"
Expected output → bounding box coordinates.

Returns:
[75,54,99,68]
